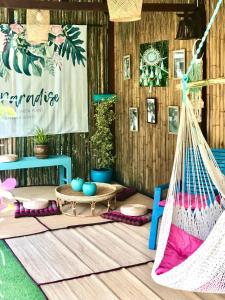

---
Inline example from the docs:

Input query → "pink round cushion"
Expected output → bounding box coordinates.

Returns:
[159,192,208,209]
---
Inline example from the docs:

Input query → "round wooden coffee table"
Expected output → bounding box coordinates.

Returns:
[55,183,117,216]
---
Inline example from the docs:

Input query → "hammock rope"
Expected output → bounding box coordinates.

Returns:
[152,0,225,293]
[182,0,223,103]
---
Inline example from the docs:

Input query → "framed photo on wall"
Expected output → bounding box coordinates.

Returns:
[123,55,131,80]
[168,106,179,134]
[146,98,156,124]
[173,49,185,79]
[129,107,138,132]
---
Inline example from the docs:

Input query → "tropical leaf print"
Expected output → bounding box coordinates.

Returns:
[0,24,86,77]
[45,58,55,76]
[0,58,10,80]
[49,25,86,66]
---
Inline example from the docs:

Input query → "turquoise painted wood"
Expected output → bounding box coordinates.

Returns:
[93,94,116,103]
[0,155,72,185]
[149,148,225,250]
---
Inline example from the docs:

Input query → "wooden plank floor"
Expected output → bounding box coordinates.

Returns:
[7,186,225,299]
[42,262,225,300]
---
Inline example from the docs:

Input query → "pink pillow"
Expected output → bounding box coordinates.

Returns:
[159,192,208,209]
[156,224,203,275]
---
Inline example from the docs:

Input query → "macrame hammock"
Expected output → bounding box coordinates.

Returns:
[152,0,225,293]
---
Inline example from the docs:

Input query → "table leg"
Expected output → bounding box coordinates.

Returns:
[65,162,72,184]
[91,202,96,216]
[59,199,63,213]
[72,202,77,216]
[59,166,65,185]
[107,199,111,212]
[114,195,117,210]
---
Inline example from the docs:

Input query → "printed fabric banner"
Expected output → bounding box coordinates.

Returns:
[0,24,88,138]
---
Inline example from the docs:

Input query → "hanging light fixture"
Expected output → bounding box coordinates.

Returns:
[26,9,50,44]
[175,11,203,40]
[107,0,143,22]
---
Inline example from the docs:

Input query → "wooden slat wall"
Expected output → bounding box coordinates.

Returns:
[114,4,196,195]
[0,3,109,186]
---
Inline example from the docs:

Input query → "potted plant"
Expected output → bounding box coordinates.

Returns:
[34,127,49,159]
[90,95,116,183]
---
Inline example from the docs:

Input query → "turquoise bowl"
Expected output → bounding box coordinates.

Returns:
[90,168,113,183]
[82,182,97,196]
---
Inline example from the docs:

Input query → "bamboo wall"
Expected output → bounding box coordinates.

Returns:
[206,1,225,149]
[0,5,109,186]
[1,1,224,195]
[114,9,196,195]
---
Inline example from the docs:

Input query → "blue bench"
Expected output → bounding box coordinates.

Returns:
[0,155,72,185]
[149,148,225,250]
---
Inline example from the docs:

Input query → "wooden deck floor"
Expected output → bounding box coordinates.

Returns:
[4,186,225,300]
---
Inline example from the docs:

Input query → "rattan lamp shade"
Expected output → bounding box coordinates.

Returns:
[107,0,143,22]
[26,9,50,44]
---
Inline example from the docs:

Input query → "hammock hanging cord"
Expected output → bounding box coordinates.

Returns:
[182,0,223,103]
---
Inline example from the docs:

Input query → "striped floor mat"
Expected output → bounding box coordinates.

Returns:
[6,222,154,285]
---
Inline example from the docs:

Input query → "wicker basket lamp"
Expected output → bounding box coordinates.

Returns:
[26,9,50,44]
[107,0,143,22]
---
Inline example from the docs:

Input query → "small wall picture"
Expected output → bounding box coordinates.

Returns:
[173,49,185,79]
[147,98,156,124]
[129,107,138,132]
[168,106,179,134]
[123,55,131,80]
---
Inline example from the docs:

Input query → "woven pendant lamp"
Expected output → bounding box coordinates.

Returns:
[107,0,143,22]
[26,9,50,44]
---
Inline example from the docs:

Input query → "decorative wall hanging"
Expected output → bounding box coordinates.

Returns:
[0,24,88,138]
[173,49,185,79]
[107,0,143,22]
[146,98,156,124]
[129,107,138,132]
[188,40,204,123]
[27,9,50,44]
[123,55,131,80]
[140,41,169,91]
[168,106,179,134]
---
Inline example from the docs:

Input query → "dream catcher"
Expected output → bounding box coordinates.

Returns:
[188,39,204,122]
[140,43,168,93]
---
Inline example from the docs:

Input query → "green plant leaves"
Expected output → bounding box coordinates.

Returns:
[0,24,86,77]
[57,25,86,67]
[91,100,116,169]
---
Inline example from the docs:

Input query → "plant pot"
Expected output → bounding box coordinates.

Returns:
[82,182,97,196]
[71,177,84,192]
[34,144,49,159]
[90,168,113,183]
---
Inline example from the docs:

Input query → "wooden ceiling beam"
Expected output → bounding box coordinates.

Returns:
[0,1,197,12]
[142,3,197,12]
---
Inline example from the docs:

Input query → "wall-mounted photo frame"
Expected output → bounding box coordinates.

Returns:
[129,107,138,132]
[123,55,131,80]
[168,106,179,134]
[146,98,156,124]
[173,49,185,79]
